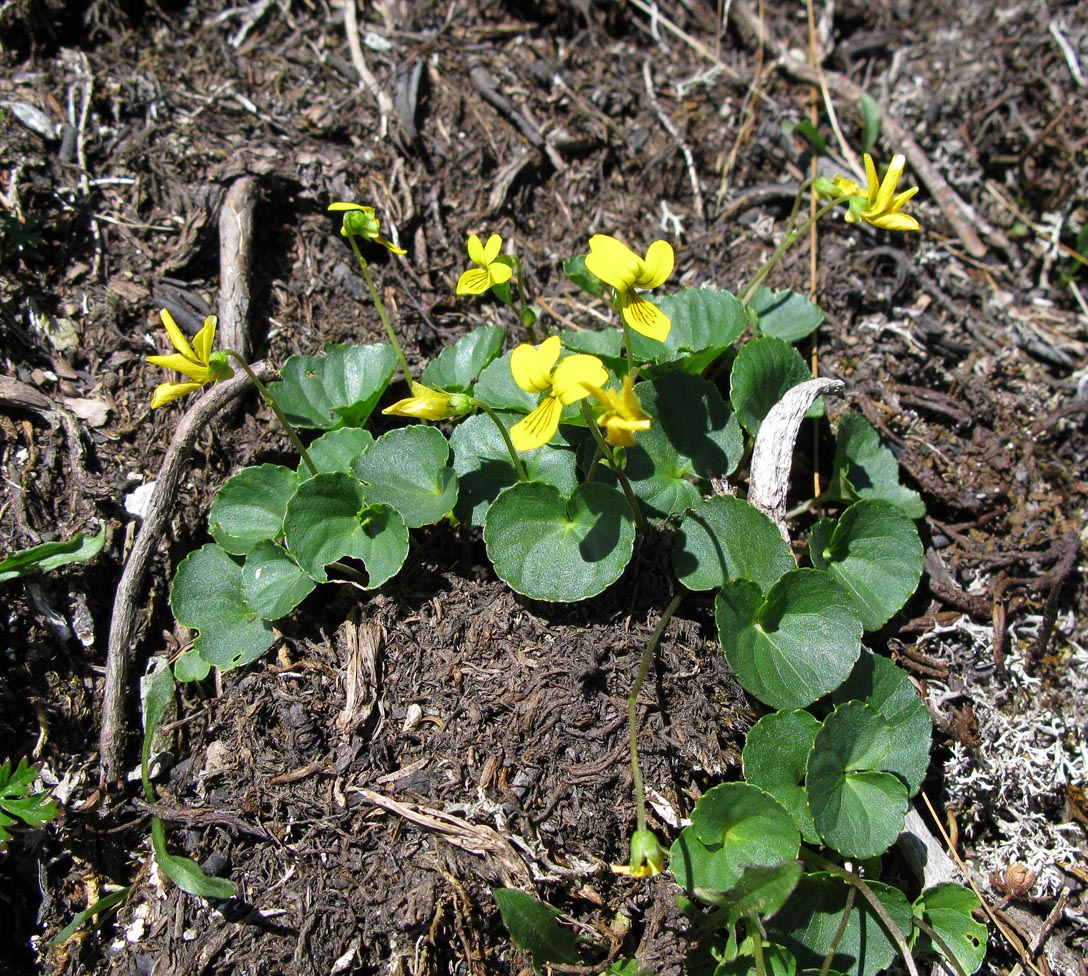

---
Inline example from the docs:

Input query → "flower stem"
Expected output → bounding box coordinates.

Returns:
[347,236,413,382]
[226,352,318,476]
[629,592,683,834]
[514,256,537,343]
[580,402,648,533]
[474,400,529,482]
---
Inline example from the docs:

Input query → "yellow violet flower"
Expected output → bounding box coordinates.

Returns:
[844,153,919,232]
[382,382,472,421]
[584,234,674,342]
[328,202,407,254]
[582,376,651,448]
[612,829,667,878]
[456,234,513,295]
[509,335,607,451]
[147,309,233,409]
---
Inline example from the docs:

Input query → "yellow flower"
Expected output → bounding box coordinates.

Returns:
[612,829,667,878]
[584,235,674,342]
[844,153,919,232]
[147,309,233,409]
[382,382,472,421]
[509,336,608,451]
[328,202,407,254]
[582,376,651,447]
[456,234,514,295]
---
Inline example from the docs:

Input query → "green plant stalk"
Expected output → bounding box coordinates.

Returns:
[513,256,537,343]
[226,352,318,476]
[819,881,855,976]
[911,915,969,976]
[580,402,648,533]
[473,400,529,482]
[346,235,414,382]
[738,192,851,304]
[800,847,920,976]
[628,593,683,834]
[749,917,768,976]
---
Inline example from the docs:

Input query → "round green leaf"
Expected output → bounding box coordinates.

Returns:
[283,472,408,587]
[483,481,635,602]
[170,543,274,672]
[828,413,925,518]
[749,287,824,343]
[421,325,506,393]
[628,287,747,370]
[730,336,816,436]
[809,500,923,630]
[301,427,374,477]
[716,570,862,709]
[807,701,909,858]
[911,884,987,975]
[173,647,211,683]
[241,540,317,620]
[209,464,300,555]
[472,349,539,412]
[353,425,458,527]
[670,783,800,896]
[672,495,794,592]
[769,873,912,976]
[833,653,932,796]
[269,343,398,429]
[450,412,578,526]
[742,710,822,843]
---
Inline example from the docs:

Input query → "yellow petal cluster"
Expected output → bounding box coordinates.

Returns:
[582,376,651,447]
[509,336,607,451]
[584,235,674,341]
[382,382,471,421]
[328,202,407,254]
[147,309,233,409]
[844,154,919,232]
[456,234,513,295]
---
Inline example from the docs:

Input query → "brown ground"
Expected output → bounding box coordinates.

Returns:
[1,1,1086,974]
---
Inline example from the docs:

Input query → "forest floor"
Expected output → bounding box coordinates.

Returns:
[1,1,1087,974]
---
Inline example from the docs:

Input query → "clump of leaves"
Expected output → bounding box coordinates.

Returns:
[0,757,58,851]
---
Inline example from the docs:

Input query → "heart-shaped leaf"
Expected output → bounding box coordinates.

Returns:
[827,413,925,518]
[484,481,636,602]
[301,427,374,477]
[742,709,822,843]
[730,336,816,436]
[748,287,824,343]
[209,464,300,555]
[241,540,317,620]
[421,325,506,393]
[628,287,747,370]
[911,884,987,975]
[353,425,458,527]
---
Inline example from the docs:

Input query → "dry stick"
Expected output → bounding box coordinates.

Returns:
[218,177,259,362]
[99,363,276,782]
[729,0,1001,260]
[343,0,393,140]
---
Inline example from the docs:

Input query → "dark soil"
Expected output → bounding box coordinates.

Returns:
[1,1,1086,974]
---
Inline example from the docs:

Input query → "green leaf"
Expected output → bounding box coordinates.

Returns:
[911,884,987,974]
[670,783,800,898]
[672,495,794,592]
[783,119,827,155]
[0,526,106,583]
[827,414,924,518]
[769,873,912,976]
[171,544,275,672]
[0,758,58,851]
[716,570,862,709]
[173,648,211,683]
[493,888,583,973]
[559,328,624,367]
[742,710,822,843]
[47,886,132,945]
[352,425,458,527]
[563,253,605,298]
[605,374,743,518]
[833,653,932,797]
[301,427,374,477]
[269,343,398,429]
[730,336,816,437]
[421,325,506,393]
[209,464,300,555]
[748,288,824,343]
[702,862,804,924]
[809,500,923,630]
[628,287,748,371]
[807,701,909,858]
[484,481,636,602]
[473,349,539,412]
[283,472,408,587]
[859,93,882,153]
[450,412,579,527]
[241,541,317,620]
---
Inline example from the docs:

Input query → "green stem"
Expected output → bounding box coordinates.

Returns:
[347,236,413,382]
[628,592,683,834]
[514,256,537,343]
[473,400,529,482]
[580,402,648,533]
[737,193,851,305]
[750,919,767,976]
[226,352,318,477]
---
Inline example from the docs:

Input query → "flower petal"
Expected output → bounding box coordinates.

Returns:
[376,235,407,255]
[150,380,204,409]
[637,240,675,289]
[869,211,920,232]
[510,396,562,451]
[863,154,880,206]
[327,202,367,212]
[159,309,198,363]
[466,234,486,266]
[551,354,608,405]
[481,233,503,265]
[511,336,562,393]
[191,315,218,365]
[457,267,493,295]
[488,261,513,286]
[622,291,671,342]
[585,234,642,292]
[146,353,213,382]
